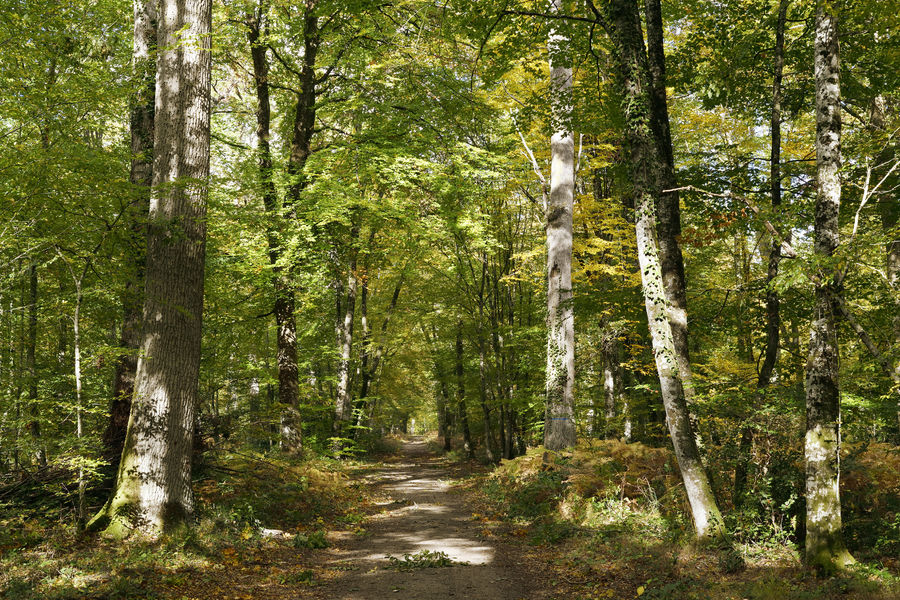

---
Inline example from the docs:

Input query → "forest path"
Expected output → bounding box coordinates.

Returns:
[311,438,539,599]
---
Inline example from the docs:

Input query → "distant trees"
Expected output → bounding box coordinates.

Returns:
[0,0,896,570]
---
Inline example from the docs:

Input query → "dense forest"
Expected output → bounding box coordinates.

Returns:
[1,0,898,598]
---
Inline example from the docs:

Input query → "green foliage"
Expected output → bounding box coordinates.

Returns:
[385,549,462,571]
[292,530,328,549]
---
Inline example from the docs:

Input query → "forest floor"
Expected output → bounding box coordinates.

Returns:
[147,437,554,600]
[2,436,898,599]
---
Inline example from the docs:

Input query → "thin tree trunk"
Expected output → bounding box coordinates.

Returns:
[26,262,44,468]
[805,2,854,571]
[870,96,900,432]
[456,321,474,458]
[600,0,724,539]
[91,0,211,536]
[107,0,156,465]
[479,345,495,463]
[736,0,790,507]
[73,279,86,527]
[246,3,302,452]
[437,376,452,451]
[544,0,576,451]
[334,217,360,446]
[356,269,403,429]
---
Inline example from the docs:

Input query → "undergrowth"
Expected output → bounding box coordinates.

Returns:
[0,448,362,599]
[470,439,900,600]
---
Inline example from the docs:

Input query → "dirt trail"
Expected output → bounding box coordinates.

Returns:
[314,439,536,599]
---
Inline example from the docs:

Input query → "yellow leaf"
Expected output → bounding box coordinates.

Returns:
[637,586,645,596]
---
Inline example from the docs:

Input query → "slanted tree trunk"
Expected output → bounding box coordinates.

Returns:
[90,0,211,537]
[544,0,576,451]
[804,1,854,572]
[246,3,301,453]
[600,0,724,540]
[644,0,697,408]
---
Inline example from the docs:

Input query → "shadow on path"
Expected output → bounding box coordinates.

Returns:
[314,439,531,599]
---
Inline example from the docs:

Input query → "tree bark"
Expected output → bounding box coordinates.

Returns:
[544,0,576,451]
[356,269,403,430]
[26,262,45,467]
[334,216,360,447]
[736,0,790,507]
[91,0,211,536]
[600,0,724,539]
[246,3,302,453]
[107,0,157,465]
[644,0,696,408]
[805,1,854,571]
[456,321,474,458]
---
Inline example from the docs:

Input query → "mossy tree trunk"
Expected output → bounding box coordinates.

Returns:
[544,0,576,451]
[599,0,724,539]
[91,0,211,537]
[804,0,854,572]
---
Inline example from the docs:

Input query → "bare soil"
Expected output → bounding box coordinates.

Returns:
[310,438,547,600]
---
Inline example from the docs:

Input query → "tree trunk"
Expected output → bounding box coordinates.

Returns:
[456,321,474,458]
[108,0,156,465]
[334,217,360,447]
[478,345,496,463]
[601,0,724,540]
[246,4,302,453]
[357,270,403,431]
[870,96,900,432]
[804,1,854,571]
[26,262,45,468]
[91,0,211,537]
[736,0,789,507]
[544,0,576,451]
[644,0,696,408]
[437,376,452,451]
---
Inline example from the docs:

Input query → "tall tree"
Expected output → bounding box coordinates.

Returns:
[456,321,475,458]
[735,0,790,506]
[643,0,697,408]
[544,0,576,451]
[106,0,157,463]
[596,0,724,539]
[804,0,854,572]
[90,0,211,536]
[245,1,302,453]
